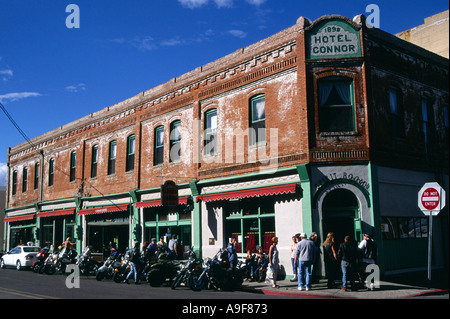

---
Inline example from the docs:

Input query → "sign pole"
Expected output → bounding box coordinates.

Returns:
[427,212,433,289]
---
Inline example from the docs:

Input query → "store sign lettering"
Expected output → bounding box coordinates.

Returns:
[314,172,370,191]
[308,20,361,59]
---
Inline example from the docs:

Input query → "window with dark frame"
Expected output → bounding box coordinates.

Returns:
[170,121,181,163]
[422,98,434,154]
[34,163,39,190]
[48,158,54,187]
[389,87,405,138]
[22,167,27,193]
[318,77,355,132]
[91,145,98,178]
[154,126,164,166]
[108,141,117,175]
[249,94,266,146]
[12,170,17,195]
[70,151,76,182]
[204,109,217,155]
[126,135,135,171]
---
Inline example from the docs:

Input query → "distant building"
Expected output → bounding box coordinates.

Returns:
[396,10,449,58]
[0,186,5,251]
[3,13,448,278]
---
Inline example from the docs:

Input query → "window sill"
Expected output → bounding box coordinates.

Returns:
[319,131,360,138]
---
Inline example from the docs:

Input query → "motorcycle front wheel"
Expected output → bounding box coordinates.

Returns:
[188,271,206,291]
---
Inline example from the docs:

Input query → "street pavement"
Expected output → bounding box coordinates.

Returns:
[241,278,449,299]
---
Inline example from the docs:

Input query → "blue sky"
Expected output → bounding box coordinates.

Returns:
[0,0,448,186]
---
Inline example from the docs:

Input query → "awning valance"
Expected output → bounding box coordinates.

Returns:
[4,214,35,222]
[136,196,191,209]
[78,204,129,216]
[37,208,75,218]
[196,183,299,203]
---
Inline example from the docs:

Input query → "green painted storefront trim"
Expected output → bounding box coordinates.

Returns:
[297,163,313,235]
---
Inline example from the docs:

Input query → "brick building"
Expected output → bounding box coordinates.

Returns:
[3,14,448,278]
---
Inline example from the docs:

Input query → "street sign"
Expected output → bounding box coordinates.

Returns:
[417,182,446,288]
[418,182,446,216]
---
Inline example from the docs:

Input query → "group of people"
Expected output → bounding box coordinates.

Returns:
[123,234,180,285]
[289,231,377,291]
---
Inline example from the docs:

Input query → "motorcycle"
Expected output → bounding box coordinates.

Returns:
[32,247,50,273]
[76,246,100,276]
[171,247,201,289]
[113,252,131,283]
[146,246,181,287]
[42,251,58,275]
[188,248,243,292]
[96,250,123,281]
[48,246,77,275]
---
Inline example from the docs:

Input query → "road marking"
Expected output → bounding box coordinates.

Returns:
[0,286,61,299]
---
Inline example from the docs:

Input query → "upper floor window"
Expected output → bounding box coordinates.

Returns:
[204,109,217,155]
[422,98,434,153]
[250,94,266,145]
[108,141,117,175]
[126,135,135,171]
[34,163,39,190]
[91,145,98,178]
[318,77,355,132]
[154,126,164,166]
[170,121,181,163]
[389,88,404,138]
[12,170,17,195]
[22,167,28,193]
[70,151,76,182]
[48,158,54,187]
[443,105,449,129]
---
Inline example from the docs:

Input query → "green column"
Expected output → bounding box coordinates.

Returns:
[189,180,202,258]
[297,163,313,235]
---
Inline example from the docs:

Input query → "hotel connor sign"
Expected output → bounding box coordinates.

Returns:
[307,19,362,59]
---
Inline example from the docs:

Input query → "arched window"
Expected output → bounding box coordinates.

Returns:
[91,145,98,178]
[389,87,404,138]
[126,135,135,171]
[249,94,265,145]
[108,141,117,175]
[318,77,355,132]
[70,151,76,182]
[48,158,54,187]
[170,121,181,163]
[204,109,217,155]
[22,167,28,193]
[154,126,164,166]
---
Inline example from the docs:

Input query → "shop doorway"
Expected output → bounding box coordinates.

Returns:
[88,225,129,259]
[322,189,361,249]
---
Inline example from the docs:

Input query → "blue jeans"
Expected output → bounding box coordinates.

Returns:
[291,258,297,277]
[298,260,312,288]
[126,262,140,283]
[341,260,354,288]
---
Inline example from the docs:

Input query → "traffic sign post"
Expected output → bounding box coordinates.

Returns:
[418,183,446,288]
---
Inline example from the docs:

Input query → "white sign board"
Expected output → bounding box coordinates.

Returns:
[418,182,446,216]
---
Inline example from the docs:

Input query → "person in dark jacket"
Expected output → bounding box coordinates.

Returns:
[124,242,141,284]
[338,235,358,291]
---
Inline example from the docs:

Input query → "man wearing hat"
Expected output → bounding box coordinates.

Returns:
[294,233,316,291]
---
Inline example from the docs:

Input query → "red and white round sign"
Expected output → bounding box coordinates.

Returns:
[418,182,446,215]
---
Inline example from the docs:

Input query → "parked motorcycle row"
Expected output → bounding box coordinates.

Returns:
[30,245,254,292]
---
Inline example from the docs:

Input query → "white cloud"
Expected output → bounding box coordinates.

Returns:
[246,0,267,5]
[131,36,156,51]
[178,0,209,9]
[214,0,234,8]
[0,162,7,187]
[65,83,86,93]
[227,29,248,38]
[0,69,13,82]
[0,92,41,103]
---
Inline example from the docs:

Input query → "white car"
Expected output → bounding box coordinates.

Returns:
[0,246,41,270]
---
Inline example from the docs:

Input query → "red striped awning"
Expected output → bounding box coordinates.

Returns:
[4,214,35,223]
[78,204,129,216]
[196,183,298,203]
[136,196,191,209]
[37,208,75,218]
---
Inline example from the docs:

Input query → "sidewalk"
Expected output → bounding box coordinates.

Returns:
[242,278,449,299]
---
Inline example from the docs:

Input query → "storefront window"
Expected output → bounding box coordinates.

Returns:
[381,216,428,240]
[225,198,275,254]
